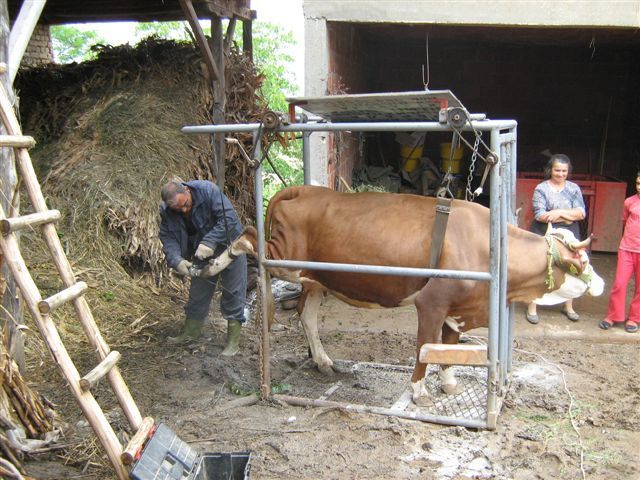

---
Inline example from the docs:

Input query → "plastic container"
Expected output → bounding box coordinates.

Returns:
[400,144,422,172]
[193,452,252,480]
[440,142,464,173]
[130,423,252,480]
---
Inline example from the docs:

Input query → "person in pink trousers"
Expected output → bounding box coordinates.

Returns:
[600,173,640,333]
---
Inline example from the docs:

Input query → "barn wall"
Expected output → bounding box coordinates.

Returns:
[21,24,53,67]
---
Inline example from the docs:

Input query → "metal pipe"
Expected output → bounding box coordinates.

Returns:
[273,394,488,429]
[264,259,492,282]
[486,127,502,429]
[253,133,271,399]
[182,119,518,135]
[498,140,509,393]
[302,131,311,185]
[506,129,518,375]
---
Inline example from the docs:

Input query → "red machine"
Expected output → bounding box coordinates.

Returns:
[516,173,626,252]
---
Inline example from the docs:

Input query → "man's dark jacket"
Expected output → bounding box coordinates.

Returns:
[159,180,243,269]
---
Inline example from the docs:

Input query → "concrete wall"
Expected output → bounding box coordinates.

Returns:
[304,0,640,28]
[21,24,53,67]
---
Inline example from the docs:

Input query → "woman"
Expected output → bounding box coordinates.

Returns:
[526,154,586,324]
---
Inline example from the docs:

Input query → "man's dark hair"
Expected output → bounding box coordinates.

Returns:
[161,181,187,207]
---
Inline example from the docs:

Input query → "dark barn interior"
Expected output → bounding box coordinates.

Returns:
[326,22,640,194]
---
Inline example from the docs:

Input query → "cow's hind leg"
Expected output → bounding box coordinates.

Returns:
[299,284,334,375]
[439,320,463,395]
[411,280,450,406]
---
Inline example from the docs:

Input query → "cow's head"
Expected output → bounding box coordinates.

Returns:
[533,228,604,305]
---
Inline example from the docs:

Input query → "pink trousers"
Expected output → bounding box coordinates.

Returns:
[605,249,640,323]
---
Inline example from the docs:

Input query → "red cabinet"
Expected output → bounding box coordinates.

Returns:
[515,173,626,252]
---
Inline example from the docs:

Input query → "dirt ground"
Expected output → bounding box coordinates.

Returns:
[23,252,640,479]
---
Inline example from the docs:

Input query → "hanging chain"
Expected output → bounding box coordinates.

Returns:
[465,132,482,202]
[256,278,265,398]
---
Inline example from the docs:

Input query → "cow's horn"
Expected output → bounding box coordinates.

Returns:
[569,234,592,251]
[562,256,584,275]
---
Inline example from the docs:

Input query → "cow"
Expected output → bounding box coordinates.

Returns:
[204,185,604,405]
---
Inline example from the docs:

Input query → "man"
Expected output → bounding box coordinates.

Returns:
[159,180,247,356]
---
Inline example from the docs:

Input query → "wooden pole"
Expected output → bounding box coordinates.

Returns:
[242,19,253,61]
[80,351,121,391]
[0,0,25,375]
[210,14,226,189]
[0,209,60,235]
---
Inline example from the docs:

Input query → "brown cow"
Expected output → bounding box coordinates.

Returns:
[205,185,604,404]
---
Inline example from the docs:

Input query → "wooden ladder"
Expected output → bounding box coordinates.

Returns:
[0,68,154,478]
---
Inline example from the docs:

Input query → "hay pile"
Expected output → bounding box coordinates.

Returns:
[15,37,268,356]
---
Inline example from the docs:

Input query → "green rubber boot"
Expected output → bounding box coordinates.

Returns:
[221,320,242,357]
[167,317,203,344]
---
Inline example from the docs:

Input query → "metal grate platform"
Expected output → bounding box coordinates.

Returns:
[280,359,487,422]
[287,90,464,122]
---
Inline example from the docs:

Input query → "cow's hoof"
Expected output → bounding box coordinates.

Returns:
[317,363,335,376]
[412,395,434,408]
[441,383,463,395]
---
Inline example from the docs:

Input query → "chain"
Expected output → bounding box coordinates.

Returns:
[256,278,265,398]
[465,132,482,202]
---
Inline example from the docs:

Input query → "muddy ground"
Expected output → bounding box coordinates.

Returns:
[23,252,640,479]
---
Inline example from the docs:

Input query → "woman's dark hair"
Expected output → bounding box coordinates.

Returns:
[544,153,572,179]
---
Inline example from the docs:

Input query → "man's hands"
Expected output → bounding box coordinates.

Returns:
[176,259,192,276]
[195,243,214,260]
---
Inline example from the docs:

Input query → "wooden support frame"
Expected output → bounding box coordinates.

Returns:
[179,0,220,82]
[419,343,488,367]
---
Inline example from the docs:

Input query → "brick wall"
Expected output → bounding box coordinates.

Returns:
[22,24,53,67]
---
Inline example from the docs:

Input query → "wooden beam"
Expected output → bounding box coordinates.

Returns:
[224,17,236,54]
[38,281,88,315]
[179,0,220,82]
[210,14,226,189]
[0,134,36,148]
[8,0,46,84]
[121,417,155,465]
[419,343,488,367]
[201,1,256,21]
[0,209,60,235]
[80,351,122,391]
[242,18,253,60]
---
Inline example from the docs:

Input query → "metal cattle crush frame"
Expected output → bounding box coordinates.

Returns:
[182,90,518,429]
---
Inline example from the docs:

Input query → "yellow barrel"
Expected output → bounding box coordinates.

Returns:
[440,142,464,173]
[400,144,422,172]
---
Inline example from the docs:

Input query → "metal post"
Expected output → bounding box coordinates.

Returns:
[486,127,502,429]
[506,128,518,374]
[303,131,311,185]
[253,133,271,399]
[498,139,509,394]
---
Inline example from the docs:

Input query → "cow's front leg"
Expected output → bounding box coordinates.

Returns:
[299,285,333,374]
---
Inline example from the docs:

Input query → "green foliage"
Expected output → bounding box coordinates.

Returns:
[134,21,191,42]
[51,25,107,63]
